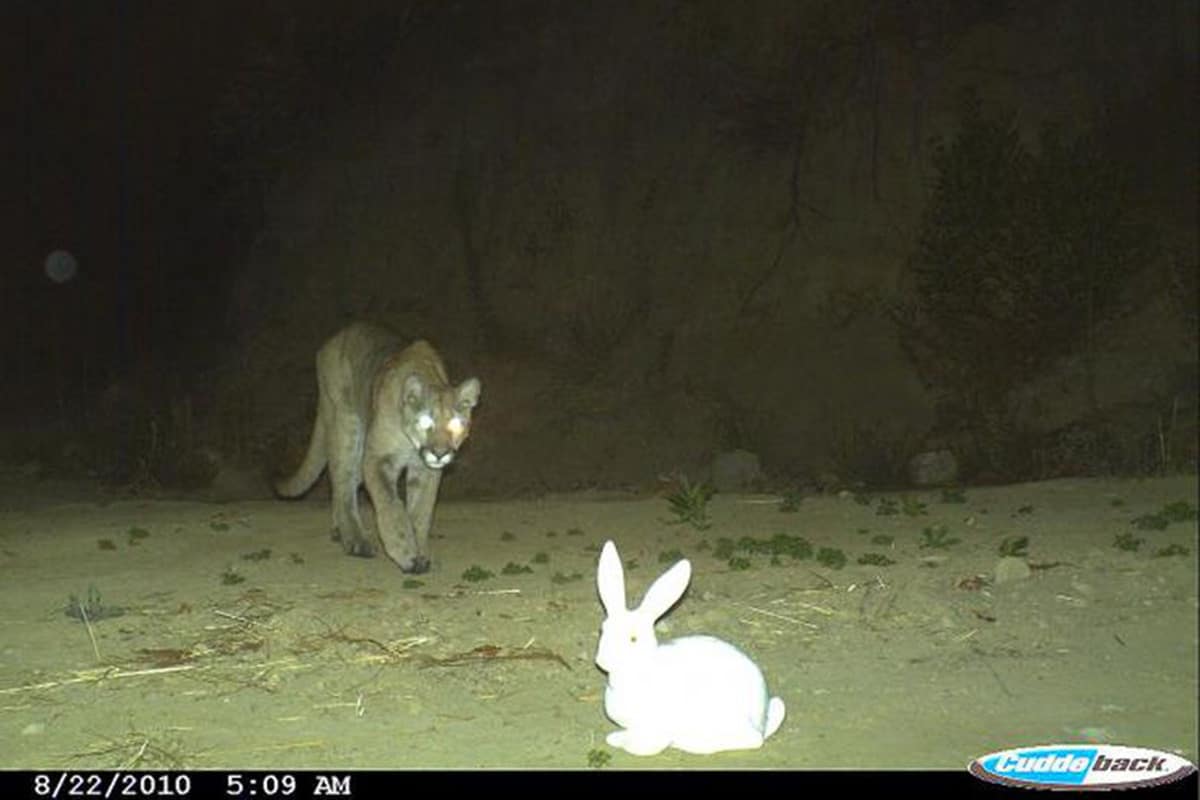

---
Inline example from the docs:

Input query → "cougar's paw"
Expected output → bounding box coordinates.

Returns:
[401,555,430,574]
[341,537,376,558]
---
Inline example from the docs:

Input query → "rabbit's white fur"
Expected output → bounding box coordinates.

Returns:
[595,539,786,756]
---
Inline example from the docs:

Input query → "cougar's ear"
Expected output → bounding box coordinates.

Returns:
[455,377,481,411]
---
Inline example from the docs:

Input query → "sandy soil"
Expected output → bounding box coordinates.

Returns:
[0,475,1196,770]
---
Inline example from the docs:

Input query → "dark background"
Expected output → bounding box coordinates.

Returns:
[1,1,1196,497]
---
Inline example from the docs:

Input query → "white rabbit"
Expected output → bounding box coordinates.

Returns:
[594,539,786,756]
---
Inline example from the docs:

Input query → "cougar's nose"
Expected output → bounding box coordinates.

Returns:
[421,448,455,469]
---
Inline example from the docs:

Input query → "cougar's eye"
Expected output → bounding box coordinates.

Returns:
[447,416,465,436]
[416,412,434,432]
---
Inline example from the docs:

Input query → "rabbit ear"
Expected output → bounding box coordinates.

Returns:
[597,540,627,615]
[637,557,692,621]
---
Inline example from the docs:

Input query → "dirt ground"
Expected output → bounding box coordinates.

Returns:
[0,473,1196,770]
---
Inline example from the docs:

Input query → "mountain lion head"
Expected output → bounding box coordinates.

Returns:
[402,374,481,469]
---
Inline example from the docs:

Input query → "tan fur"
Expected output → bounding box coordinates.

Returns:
[276,322,480,573]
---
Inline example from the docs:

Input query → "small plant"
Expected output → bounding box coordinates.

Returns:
[1160,501,1197,522]
[766,533,812,559]
[939,488,967,503]
[1132,502,1198,531]
[210,521,230,532]
[1016,505,1034,515]
[870,534,894,546]
[624,558,639,571]
[501,562,533,575]
[856,527,870,535]
[998,536,1029,558]
[1109,498,1125,507]
[64,585,125,621]
[551,571,583,584]
[566,527,584,536]
[1155,543,1190,558]
[241,548,272,561]
[545,530,558,538]
[719,533,813,561]
[127,526,151,542]
[920,525,960,549]
[853,491,873,506]
[1131,513,1170,531]
[658,548,684,564]
[462,565,494,582]
[531,552,550,564]
[736,536,768,555]
[665,475,716,530]
[875,498,899,516]
[402,578,424,589]
[587,748,612,768]
[728,556,752,571]
[816,547,847,569]
[902,497,929,517]
[1113,532,1143,552]
[289,553,305,564]
[97,538,117,550]
[500,531,516,542]
[778,489,804,512]
[220,567,245,585]
[857,553,895,566]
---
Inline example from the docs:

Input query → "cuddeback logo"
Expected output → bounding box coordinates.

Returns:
[969,744,1197,790]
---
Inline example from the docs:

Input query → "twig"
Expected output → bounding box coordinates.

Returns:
[213,609,257,626]
[978,652,1013,698]
[807,571,835,590]
[793,601,836,616]
[123,738,150,770]
[322,629,429,660]
[737,603,819,629]
[0,658,311,696]
[421,644,571,670]
[78,601,102,663]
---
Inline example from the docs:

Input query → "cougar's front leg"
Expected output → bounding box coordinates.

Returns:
[403,464,443,574]
[363,454,424,573]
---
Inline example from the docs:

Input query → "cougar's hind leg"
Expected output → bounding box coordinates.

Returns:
[327,412,373,557]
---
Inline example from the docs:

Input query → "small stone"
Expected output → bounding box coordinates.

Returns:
[21,722,45,736]
[994,556,1032,584]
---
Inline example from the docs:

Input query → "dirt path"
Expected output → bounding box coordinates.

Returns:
[1,476,1195,769]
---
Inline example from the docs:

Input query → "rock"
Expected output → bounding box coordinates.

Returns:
[908,449,958,486]
[709,449,762,492]
[994,556,1032,584]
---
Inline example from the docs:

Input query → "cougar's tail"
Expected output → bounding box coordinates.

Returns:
[274,409,328,498]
